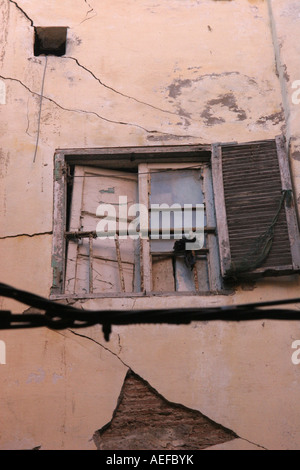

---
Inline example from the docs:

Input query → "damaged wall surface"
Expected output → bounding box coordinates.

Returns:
[0,0,300,450]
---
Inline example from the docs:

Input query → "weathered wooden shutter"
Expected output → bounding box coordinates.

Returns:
[212,135,300,279]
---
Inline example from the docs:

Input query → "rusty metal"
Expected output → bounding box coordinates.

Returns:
[115,235,126,293]
[65,227,216,239]
[192,250,199,291]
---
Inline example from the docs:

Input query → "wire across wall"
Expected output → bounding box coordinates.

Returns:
[0,282,300,341]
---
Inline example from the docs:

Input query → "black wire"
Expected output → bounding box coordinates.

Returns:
[1,282,300,341]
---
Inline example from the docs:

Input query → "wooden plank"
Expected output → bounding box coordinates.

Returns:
[192,250,199,291]
[64,166,85,295]
[276,135,300,270]
[61,147,211,169]
[203,165,222,291]
[57,144,211,156]
[51,152,67,295]
[138,163,152,293]
[211,144,231,277]
[115,235,126,293]
[152,258,175,292]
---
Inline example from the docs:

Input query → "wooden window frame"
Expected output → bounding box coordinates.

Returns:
[50,144,224,299]
[51,137,300,300]
[141,162,221,294]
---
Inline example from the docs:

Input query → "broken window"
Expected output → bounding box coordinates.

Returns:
[148,163,211,293]
[65,167,140,295]
[51,137,300,299]
[62,162,218,295]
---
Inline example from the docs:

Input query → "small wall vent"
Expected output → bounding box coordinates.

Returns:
[34,27,67,56]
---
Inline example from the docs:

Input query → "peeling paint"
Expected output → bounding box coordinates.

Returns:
[282,64,290,82]
[201,108,225,127]
[256,110,285,126]
[292,151,300,161]
[201,92,247,126]
[206,93,247,121]
[147,134,194,142]
[168,79,193,99]
[0,74,187,137]
[99,187,115,194]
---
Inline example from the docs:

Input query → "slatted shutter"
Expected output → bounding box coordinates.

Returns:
[212,135,300,279]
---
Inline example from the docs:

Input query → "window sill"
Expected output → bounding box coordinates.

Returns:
[49,290,235,311]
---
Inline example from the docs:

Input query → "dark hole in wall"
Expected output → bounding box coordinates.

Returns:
[34,27,67,56]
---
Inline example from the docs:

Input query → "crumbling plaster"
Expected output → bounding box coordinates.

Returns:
[0,0,300,450]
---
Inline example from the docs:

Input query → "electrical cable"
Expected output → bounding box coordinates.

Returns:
[0,282,300,341]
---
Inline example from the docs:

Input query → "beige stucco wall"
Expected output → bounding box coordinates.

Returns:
[0,0,300,450]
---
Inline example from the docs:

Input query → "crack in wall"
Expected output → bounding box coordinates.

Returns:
[80,0,97,25]
[6,1,206,136]
[0,231,52,239]
[8,0,34,26]
[84,0,94,16]
[0,74,197,138]
[7,0,198,129]
[238,436,268,451]
[66,329,268,450]
[25,97,32,136]
[117,334,122,355]
[63,56,187,121]
[67,329,131,369]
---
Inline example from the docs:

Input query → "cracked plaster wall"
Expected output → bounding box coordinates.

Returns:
[0,0,300,450]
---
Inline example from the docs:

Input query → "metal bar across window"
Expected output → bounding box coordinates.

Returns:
[65,227,216,239]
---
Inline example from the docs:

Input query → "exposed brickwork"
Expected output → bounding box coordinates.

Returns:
[93,370,237,450]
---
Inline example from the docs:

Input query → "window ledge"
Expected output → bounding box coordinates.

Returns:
[49,290,235,311]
